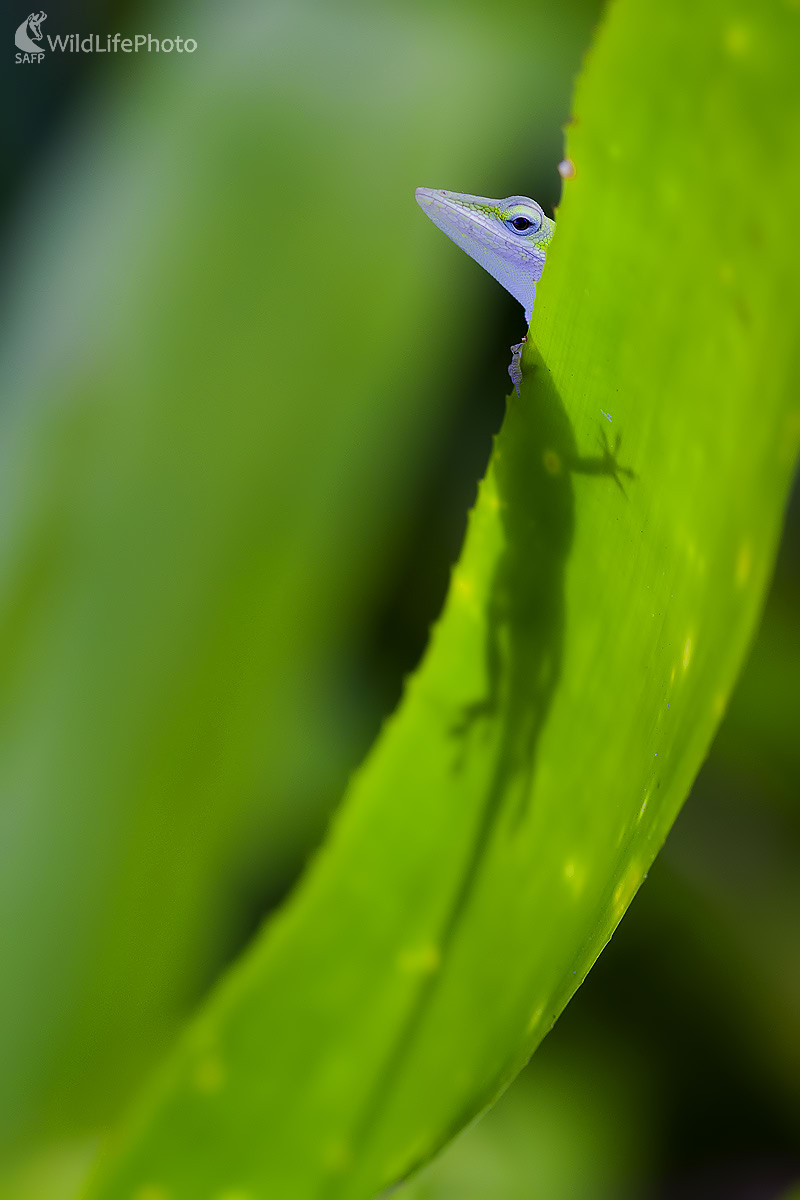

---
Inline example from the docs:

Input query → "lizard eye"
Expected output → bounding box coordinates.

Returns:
[503,208,542,236]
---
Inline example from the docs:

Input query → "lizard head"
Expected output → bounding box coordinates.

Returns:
[415,188,555,317]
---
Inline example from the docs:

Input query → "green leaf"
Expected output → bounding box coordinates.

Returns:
[84,0,800,1196]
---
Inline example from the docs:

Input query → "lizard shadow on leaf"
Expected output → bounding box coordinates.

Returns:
[451,347,634,841]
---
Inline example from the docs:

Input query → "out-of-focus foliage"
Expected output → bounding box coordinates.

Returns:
[73,0,800,1197]
[0,0,599,1186]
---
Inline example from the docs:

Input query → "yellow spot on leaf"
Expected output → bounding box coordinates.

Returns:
[724,23,750,56]
[682,636,693,671]
[563,859,585,896]
[527,1004,545,1034]
[735,541,752,587]
[453,571,474,600]
[194,1055,226,1095]
[397,943,440,975]
[612,861,643,923]
[542,448,562,475]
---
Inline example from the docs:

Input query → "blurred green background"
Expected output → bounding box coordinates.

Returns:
[2,0,798,1197]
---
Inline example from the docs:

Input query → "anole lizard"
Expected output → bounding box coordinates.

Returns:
[413,181,634,786]
[415,187,554,393]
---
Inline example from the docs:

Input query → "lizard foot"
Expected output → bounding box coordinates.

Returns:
[450,697,496,772]
[451,697,495,739]
[508,339,527,396]
[597,428,636,493]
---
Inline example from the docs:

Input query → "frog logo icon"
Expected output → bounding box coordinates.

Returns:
[15,11,47,54]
